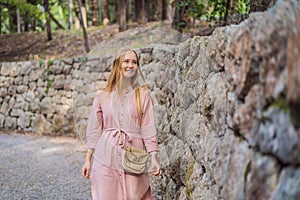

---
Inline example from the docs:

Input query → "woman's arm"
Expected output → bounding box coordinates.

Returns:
[82,148,94,179]
[149,151,162,176]
[140,90,161,176]
[82,94,103,179]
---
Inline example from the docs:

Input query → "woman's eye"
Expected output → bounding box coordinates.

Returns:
[124,60,129,63]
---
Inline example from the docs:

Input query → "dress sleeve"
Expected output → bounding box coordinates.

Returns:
[140,90,159,153]
[86,95,103,149]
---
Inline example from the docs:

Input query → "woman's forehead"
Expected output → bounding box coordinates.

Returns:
[124,51,137,59]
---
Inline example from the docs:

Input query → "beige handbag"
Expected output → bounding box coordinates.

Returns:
[118,88,148,174]
[122,146,148,174]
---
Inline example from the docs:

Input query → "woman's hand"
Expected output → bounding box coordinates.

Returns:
[82,160,91,179]
[150,152,162,176]
[82,149,94,179]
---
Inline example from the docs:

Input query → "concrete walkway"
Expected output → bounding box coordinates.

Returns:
[0,132,91,200]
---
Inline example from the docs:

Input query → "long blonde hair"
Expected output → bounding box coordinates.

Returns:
[105,48,147,124]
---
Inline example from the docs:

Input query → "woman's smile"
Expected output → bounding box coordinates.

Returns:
[121,51,138,78]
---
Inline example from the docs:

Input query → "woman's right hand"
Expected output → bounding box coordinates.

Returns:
[82,161,91,179]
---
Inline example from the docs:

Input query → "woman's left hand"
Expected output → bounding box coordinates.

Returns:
[150,153,162,176]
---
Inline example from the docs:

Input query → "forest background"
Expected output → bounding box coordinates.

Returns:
[0,0,274,62]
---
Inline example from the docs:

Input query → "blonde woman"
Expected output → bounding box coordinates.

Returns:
[81,49,161,200]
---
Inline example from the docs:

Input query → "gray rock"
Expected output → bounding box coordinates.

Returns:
[0,101,9,115]
[0,113,5,127]
[0,62,10,76]
[11,109,24,117]
[32,114,51,133]
[14,76,23,85]
[4,117,17,129]
[24,91,35,102]
[53,75,65,89]
[16,85,28,94]
[0,87,7,98]
[18,112,31,129]
[21,61,32,75]
[40,97,52,112]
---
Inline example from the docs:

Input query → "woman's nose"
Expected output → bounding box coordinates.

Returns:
[127,62,134,68]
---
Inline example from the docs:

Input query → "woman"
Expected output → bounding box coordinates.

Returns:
[81,48,161,200]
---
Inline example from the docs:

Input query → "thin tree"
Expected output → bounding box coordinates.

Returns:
[48,11,65,29]
[118,0,127,31]
[103,0,110,24]
[135,0,146,24]
[224,0,231,24]
[98,0,102,24]
[162,0,167,21]
[81,0,87,28]
[8,6,17,32]
[68,0,73,29]
[77,0,90,52]
[44,0,52,40]
[0,7,2,34]
[17,8,21,33]
[126,0,131,22]
[91,0,97,26]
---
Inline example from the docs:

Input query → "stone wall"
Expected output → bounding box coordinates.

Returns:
[0,58,111,135]
[0,0,300,199]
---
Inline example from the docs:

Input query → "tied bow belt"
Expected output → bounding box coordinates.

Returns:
[104,128,141,148]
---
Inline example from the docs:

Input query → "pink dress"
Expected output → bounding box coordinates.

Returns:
[86,86,159,200]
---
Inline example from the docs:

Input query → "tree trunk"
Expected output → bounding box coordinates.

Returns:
[77,0,90,52]
[48,11,65,29]
[135,0,146,24]
[0,7,2,34]
[75,9,80,29]
[68,0,73,29]
[98,0,102,24]
[81,0,88,28]
[103,0,110,23]
[44,0,52,40]
[118,0,127,31]
[23,12,30,32]
[17,8,21,33]
[162,0,167,20]
[91,0,97,25]
[224,0,231,24]
[32,17,36,31]
[126,0,130,22]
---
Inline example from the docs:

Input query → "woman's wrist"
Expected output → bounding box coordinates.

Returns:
[149,151,158,159]
[87,148,95,155]
[85,148,94,161]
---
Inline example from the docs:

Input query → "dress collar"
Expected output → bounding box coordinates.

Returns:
[113,85,133,95]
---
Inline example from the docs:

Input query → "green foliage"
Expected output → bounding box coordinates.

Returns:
[190,1,205,19]
[47,59,55,66]
[206,0,250,21]
[45,79,54,94]
[185,160,195,199]
[0,0,42,17]
[39,59,45,66]
[80,56,87,63]
[207,0,227,20]
[236,0,250,14]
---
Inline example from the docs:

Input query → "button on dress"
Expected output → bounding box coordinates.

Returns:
[86,86,159,200]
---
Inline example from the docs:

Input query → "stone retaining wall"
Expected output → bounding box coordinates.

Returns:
[0,57,110,135]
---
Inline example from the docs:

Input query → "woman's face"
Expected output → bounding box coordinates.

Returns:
[121,51,138,79]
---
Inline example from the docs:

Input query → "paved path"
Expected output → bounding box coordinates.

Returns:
[0,132,91,200]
